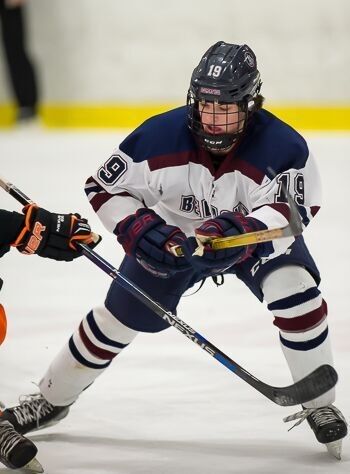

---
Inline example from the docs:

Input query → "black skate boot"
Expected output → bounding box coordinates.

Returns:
[284,404,348,459]
[0,420,43,472]
[0,393,70,435]
[306,405,347,459]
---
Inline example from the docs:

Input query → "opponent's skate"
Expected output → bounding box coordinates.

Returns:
[284,404,348,459]
[0,393,69,435]
[0,420,43,472]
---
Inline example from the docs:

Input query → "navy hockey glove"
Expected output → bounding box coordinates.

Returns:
[12,205,101,261]
[182,212,264,273]
[116,208,191,278]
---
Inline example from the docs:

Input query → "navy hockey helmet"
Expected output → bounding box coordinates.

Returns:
[187,41,262,152]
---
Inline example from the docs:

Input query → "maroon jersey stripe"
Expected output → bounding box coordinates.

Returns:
[310,206,320,217]
[253,202,291,221]
[90,191,132,212]
[215,157,265,184]
[148,150,213,173]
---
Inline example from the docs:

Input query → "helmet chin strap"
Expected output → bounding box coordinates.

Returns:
[201,132,239,153]
[201,123,244,153]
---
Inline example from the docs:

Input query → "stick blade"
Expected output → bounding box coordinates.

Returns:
[271,365,338,407]
[0,176,34,206]
[285,191,303,236]
[267,167,303,238]
[0,176,10,192]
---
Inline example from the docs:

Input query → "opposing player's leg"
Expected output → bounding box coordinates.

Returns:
[0,419,42,472]
[0,304,7,345]
[235,236,347,458]
[0,256,198,434]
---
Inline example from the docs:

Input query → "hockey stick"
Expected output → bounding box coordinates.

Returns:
[173,191,303,257]
[0,176,337,407]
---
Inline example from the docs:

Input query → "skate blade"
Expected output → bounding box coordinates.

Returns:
[326,439,343,460]
[23,457,44,473]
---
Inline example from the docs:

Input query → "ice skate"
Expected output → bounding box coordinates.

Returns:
[0,393,69,435]
[284,404,348,459]
[0,420,43,472]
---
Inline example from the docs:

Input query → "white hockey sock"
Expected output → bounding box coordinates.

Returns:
[262,265,335,408]
[280,327,334,408]
[39,305,138,406]
[39,342,105,406]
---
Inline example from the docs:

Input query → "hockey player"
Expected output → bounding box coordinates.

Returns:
[0,41,347,461]
[0,206,100,471]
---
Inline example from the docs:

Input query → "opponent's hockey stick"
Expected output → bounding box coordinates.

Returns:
[0,176,337,407]
[173,191,303,257]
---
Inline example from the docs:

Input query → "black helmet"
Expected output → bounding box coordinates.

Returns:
[187,41,262,152]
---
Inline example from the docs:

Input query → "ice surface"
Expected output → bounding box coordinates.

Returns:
[0,127,349,473]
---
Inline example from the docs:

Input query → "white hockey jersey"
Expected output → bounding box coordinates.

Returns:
[85,106,321,260]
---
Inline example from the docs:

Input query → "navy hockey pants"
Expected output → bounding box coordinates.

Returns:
[105,236,320,333]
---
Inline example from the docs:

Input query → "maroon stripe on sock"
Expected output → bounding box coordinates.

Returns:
[273,299,328,332]
[79,322,118,360]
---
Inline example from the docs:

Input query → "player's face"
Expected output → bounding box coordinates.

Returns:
[198,101,245,137]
